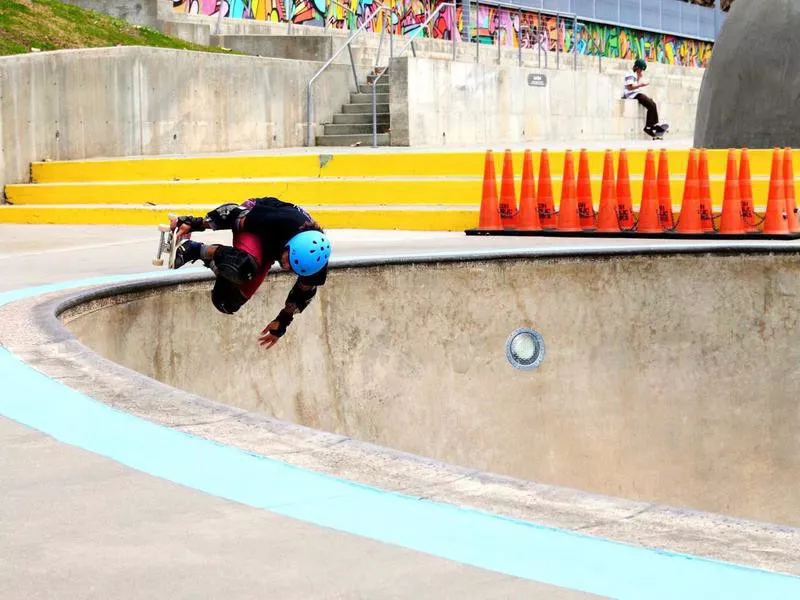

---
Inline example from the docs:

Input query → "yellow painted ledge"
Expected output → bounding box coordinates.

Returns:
[30,149,794,183]
[5,178,789,209]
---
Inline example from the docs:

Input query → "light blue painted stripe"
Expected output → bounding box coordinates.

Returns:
[2,272,800,599]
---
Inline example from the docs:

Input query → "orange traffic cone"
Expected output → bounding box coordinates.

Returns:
[698,149,714,232]
[616,149,634,230]
[738,148,757,232]
[517,149,541,231]
[657,149,674,230]
[477,150,501,230]
[577,149,595,230]
[499,149,518,228]
[637,150,662,233]
[763,148,788,234]
[719,149,745,234]
[677,148,704,233]
[538,149,556,229]
[783,148,799,233]
[557,150,581,231]
[596,149,620,233]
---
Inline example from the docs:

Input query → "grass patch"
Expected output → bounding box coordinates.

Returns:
[0,0,234,56]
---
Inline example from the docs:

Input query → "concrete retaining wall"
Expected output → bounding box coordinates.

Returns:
[59,0,168,27]
[211,35,335,62]
[390,56,702,146]
[0,47,355,189]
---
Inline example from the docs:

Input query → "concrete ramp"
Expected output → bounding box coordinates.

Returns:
[63,252,800,527]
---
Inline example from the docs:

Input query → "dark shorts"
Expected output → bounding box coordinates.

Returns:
[211,231,271,314]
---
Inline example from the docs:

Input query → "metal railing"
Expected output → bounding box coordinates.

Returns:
[574,21,602,72]
[473,0,721,41]
[209,0,722,46]
[370,2,457,147]
[306,5,391,146]
[473,3,578,69]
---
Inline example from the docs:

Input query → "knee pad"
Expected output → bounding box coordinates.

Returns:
[211,246,259,286]
[211,278,248,315]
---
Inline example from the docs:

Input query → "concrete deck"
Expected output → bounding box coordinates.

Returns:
[2,224,800,599]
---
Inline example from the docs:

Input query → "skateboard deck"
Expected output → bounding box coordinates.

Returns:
[152,214,189,268]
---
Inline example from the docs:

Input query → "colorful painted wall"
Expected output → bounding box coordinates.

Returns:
[172,0,712,67]
[172,0,461,37]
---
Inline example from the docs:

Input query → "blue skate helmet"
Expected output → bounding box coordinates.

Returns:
[286,230,331,276]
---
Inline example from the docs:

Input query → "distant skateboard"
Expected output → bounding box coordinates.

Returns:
[152,214,188,268]
[647,123,669,140]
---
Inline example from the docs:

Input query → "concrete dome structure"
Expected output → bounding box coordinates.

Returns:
[694,0,800,149]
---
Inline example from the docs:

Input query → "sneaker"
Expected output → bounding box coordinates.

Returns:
[173,239,202,269]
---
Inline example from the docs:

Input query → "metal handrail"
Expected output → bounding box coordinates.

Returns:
[574,21,602,72]
[493,25,513,64]
[306,6,390,146]
[370,2,456,147]
[329,0,356,20]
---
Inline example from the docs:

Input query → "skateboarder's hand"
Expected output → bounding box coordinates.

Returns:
[169,217,194,241]
[258,322,281,349]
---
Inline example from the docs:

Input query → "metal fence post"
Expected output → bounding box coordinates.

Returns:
[537,11,542,68]
[452,3,456,61]
[518,9,522,67]
[476,0,480,63]
[214,2,224,35]
[389,9,394,61]
[556,15,560,69]
[573,16,577,71]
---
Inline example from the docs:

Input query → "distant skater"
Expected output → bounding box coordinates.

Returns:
[623,58,669,140]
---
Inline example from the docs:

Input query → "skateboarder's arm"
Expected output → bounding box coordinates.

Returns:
[258,279,319,349]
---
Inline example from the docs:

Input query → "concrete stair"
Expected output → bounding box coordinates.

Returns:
[316,70,391,147]
[2,148,779,229]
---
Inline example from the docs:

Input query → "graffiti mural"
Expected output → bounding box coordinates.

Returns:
[467,6,711,67]
[575,21,712,67]
[171,0,712,67]
[172,0,460,36]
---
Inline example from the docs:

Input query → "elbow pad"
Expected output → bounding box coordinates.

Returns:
[205,203,245,231]
[287,285,317,313]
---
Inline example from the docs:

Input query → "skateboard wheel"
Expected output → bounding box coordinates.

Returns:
[152,258,164,267]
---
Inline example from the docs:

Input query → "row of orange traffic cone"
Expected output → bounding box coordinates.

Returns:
[476,147,798,235]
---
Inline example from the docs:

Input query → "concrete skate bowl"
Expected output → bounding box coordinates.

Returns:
[57,250,800,532]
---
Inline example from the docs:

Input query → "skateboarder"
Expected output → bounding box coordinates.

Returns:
[168,196,331,349]
[623,58,669,139]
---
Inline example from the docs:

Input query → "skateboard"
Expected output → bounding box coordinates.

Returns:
[152,214,189,268]
[647,123,669,140]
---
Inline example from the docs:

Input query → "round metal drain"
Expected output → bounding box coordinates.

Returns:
[505,328,545,371]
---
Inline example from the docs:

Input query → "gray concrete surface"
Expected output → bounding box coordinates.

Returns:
[211,34,335,62]
[694,0,800,149]
[0,225,602,599]
[60,0,168,27]
[3,225,800,583]
[62,252,800,528]
[2,417,594,599]
[391,55,701,146]
[0,47,356,188]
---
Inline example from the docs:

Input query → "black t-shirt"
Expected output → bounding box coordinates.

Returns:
[240,197,328,286]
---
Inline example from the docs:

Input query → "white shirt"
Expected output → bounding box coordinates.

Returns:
[623,74,639,99]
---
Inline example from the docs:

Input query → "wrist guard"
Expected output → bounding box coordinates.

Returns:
[270,310,294,338]
[176,216,206,232]
[205,203,245,231]
[287,284,317,313]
